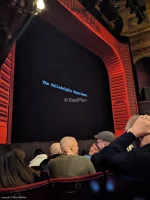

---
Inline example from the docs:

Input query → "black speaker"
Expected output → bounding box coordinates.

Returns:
[141,87,150,101]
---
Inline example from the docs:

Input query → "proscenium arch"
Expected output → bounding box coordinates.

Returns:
[41,0,138,137]
[0,0,139,143]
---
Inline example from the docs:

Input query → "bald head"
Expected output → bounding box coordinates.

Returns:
[60,137,78,155]
[50,143,62,156]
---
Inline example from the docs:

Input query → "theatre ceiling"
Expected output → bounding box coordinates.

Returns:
[113,0,150,62]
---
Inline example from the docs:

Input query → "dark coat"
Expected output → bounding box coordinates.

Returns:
[91,132,150,181]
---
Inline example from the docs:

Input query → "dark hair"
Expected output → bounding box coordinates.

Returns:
[0,144,39,188]
[81,149,89,156]
[33,149,45,158]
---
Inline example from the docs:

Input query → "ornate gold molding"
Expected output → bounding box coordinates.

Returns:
[132,46,150,63]
[115,0,150,61]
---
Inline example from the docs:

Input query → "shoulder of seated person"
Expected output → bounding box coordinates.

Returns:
[66,155,87,159]
[41,158,49,163]
[76,155,86,158]
[78,155,91,160]
[48,157,58,164]
[91,152,101,157]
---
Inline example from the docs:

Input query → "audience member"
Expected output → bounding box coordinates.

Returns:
[84,143,100,159]
[50,143,62,155]
[91,115,150,181]
[41,143,62,165]
[0,144,40,188]
[40,143,62,180]
[48,137,96,178]
[91,131,116,171]
[29,149,47,167]
[81,149,89,156]
[94,131,116,150]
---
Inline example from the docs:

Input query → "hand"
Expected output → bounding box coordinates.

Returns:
[128,115,150,138]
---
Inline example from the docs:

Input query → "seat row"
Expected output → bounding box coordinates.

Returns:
[0,172,149,200]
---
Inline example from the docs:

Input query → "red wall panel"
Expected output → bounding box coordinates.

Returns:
[0,45,15,144]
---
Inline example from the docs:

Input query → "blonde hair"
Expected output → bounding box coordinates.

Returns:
[125,114,139,131]
[50,143,62,155]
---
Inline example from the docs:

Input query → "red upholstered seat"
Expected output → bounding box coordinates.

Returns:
[50,172,104,182]
[49,172,105,200]
[0,180,49,200]
[0,172,149,200]
[105,172,150,199]
[0,173,104,200]
[50,172,150,200]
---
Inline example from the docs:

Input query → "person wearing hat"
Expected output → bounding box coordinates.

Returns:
[94,131,116,151]
[91,115,150,182]
[91,131,116,171]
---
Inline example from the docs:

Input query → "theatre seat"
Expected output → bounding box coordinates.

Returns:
[50,172,106,200]
[1,172,149,200]
[0,180,49,200]
[0,173,105,200]
[105,173,150,200]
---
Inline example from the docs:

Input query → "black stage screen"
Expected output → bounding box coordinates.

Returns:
[12,16,113,142]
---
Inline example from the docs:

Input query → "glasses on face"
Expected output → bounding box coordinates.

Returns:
[96,139,104,143]
[94,142,101,151]
[96,140,110,150]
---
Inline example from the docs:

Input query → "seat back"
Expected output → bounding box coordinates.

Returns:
[50,172,105,200]
[0,181,49,200]
[1,173,149,200]
[105,173,150,199]
[0,173,105,200]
